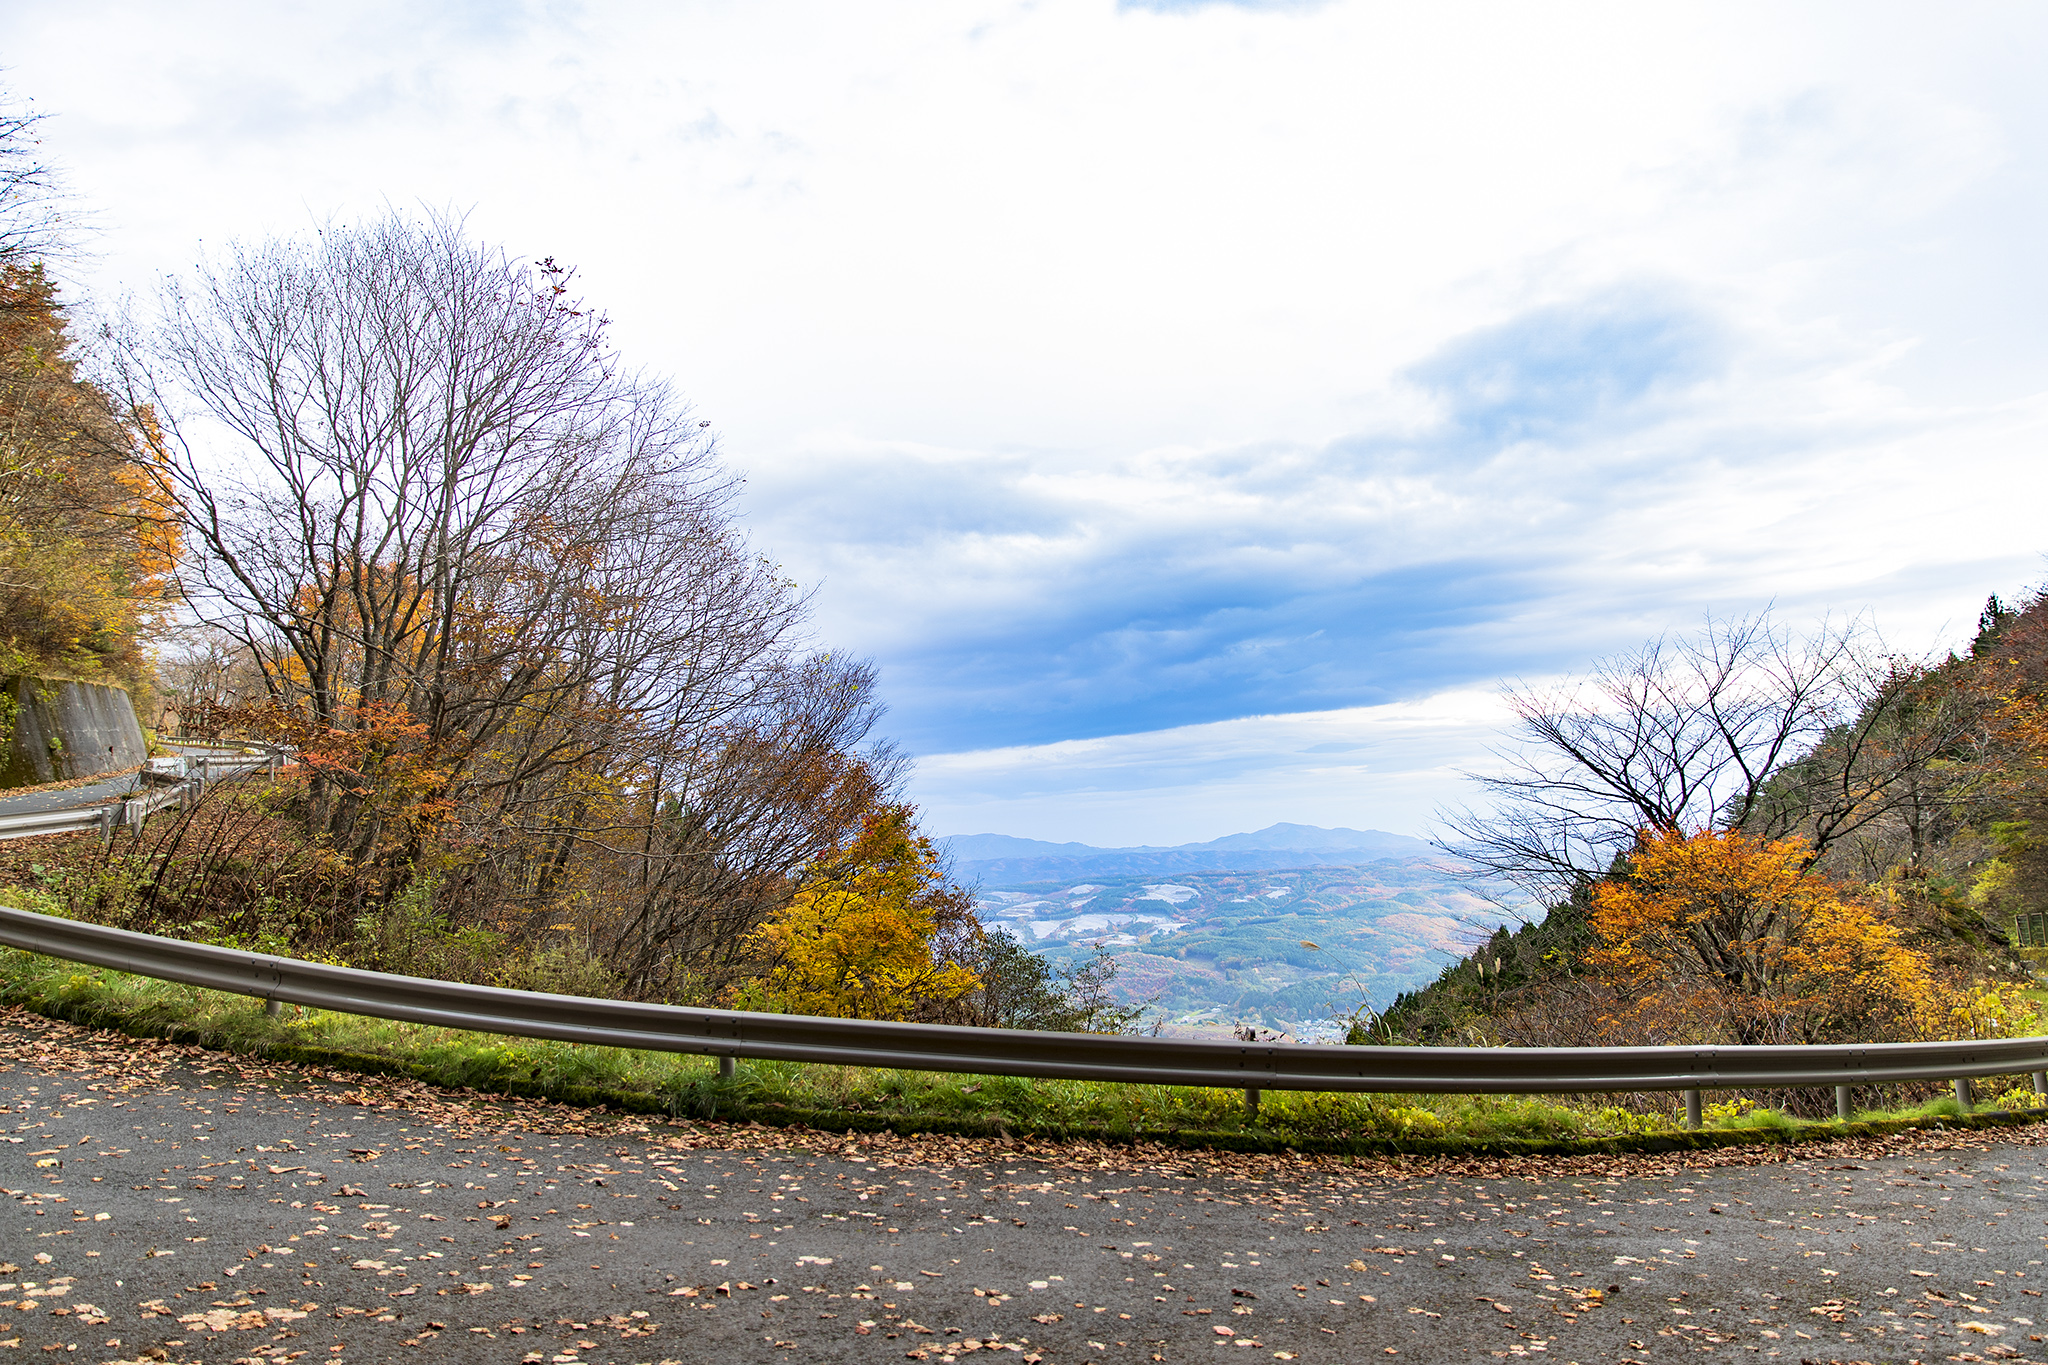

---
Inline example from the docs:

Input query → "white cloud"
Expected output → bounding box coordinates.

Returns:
[912,688,1511,845]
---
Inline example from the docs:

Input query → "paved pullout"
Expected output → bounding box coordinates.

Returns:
[4,1011,2048,1364]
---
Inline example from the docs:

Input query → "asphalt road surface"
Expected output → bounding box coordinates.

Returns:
[5,1011,2048,1365]
[0,773,134,819]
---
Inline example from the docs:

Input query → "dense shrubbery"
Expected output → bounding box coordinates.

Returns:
[14,765,1139,1033]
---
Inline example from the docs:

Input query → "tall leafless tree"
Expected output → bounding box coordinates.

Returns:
[108,211,893,986]
[1438,613,1980,906]
[0,82,93,267]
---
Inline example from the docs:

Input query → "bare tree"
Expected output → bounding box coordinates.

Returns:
[155,626,267,733]
[1438,613,1978,905]
[597,652,903,997]
[98,208,955,998]
[107,211,841,919]
[0,85,81,265]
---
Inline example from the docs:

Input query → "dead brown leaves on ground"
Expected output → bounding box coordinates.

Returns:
[0,1002,2041,1186]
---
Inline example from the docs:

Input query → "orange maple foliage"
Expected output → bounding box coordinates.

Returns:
[195,697,455,864]
[1587,827,2010,1045]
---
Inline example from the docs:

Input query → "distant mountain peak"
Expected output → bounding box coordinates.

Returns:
[1181,823,1420,853]
[937,823,1436,881]
[939,832,1109,862]
[942,822,1429,857]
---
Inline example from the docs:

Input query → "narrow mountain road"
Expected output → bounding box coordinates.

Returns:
[0,745,263,822]
[5,1008,2048,1365]
[0,773,134,819]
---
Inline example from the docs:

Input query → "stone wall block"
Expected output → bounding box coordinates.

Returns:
[0,677,148,787]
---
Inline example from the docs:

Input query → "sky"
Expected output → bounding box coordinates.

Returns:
[8,1,2047,844]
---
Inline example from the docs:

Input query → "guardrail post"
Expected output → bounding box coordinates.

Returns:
[264,998,281,1018]
[1683,1088,1702,1130]
[718,1056,735,1079]
[2034,1071,2046,1102]
[1245,1087,1262,1121]
[1835,1085,1852,1122]
[1954,1077,1972,1111]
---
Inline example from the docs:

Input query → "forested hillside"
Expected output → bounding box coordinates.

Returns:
[0,106,176,696]
[1381,600,2048,1053]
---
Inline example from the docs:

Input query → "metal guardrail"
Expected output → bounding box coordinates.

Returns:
[2,904,2044,1126]
[0,805,119,839]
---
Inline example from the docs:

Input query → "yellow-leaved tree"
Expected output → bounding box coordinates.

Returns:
[1588,828,2029,1045]
[739,805,981,1021]
[0,263,179,692]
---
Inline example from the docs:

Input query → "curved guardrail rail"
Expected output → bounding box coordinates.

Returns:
[3,904,2045,1125]
[0,805,120,839]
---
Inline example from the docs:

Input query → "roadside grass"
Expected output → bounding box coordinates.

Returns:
[4,899,2044,1156]
[0,938,1664,1146]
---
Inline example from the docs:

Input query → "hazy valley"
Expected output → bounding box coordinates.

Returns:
[945,824,1529,1036]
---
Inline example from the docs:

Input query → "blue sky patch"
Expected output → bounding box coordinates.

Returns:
[1405,286,1724,449]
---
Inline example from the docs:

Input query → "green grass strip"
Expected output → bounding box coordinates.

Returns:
[5,942,2045,1159]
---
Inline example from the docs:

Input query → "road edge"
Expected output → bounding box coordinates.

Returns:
[8,985,2046,1160]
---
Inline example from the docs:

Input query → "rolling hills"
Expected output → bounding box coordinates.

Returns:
[941,825,1529,1037]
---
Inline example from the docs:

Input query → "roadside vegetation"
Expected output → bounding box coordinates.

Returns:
[6,916,2042,1155]
[0,81,1128,1039]
[1379,598,2048,1116]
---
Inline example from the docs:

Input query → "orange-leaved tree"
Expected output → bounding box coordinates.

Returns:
[109,693,450,929]
[737,805,980,1021]
[1586,827,2022,1045]
[172,697,455,876]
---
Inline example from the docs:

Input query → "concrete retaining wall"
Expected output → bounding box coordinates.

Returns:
[0,677,148,787]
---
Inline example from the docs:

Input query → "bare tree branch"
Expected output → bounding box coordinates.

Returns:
[0,85,84,266]
[1437,612,1970,905]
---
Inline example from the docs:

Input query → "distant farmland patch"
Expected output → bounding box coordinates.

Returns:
[971,859,1529,1036]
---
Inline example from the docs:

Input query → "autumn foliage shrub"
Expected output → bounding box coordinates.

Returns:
[1585,828,2032,1046]
[734,805,981,1022]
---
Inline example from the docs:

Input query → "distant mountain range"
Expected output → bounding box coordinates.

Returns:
[939,822,1438,883]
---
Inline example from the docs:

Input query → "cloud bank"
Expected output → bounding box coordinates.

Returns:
[9,1,2048,841]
